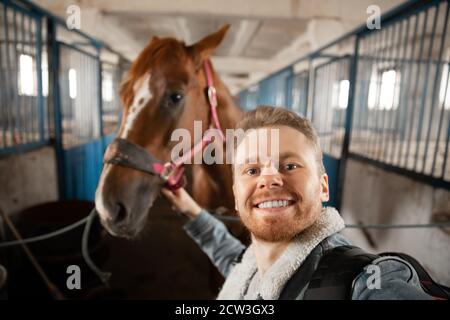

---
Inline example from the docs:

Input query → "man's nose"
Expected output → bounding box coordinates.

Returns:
[257,165,283,189]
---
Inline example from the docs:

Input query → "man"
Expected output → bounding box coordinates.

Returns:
[162,106,431,300]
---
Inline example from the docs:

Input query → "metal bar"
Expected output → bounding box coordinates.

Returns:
[98,57,104,137]
[413,5,439,172]
[312,54,352,72]
[352,35,368,155]
[59,40,98,62]
[380,20,401,163]
[0,39,37,45]
[20,9,28,144]
[0,3,8,148]
[336,36,360,211]
[432,62,450,176]
[285,74,293,109]
[350,55,448,66]
[376,23,396,162]
[403,9,428,169]
[340,58,350,156]
[0,139,48,156]
[35,15,44,143]
[12,6,24,146]
[47,18,64,198]
[398,13,419,166]
[2,3,12,147]
[310,66,318,123]
[390,16,411,166]
[332,60,341,157]
[28,15,37,143]
[367,27,387,158]
[357,35,374,155]
[327,61,336,155]
[422,2,449,174]
[334,58,344,157]
[440,102,450,180]
[303,71,309,117]
[323,63,333,155]
[27,13,37,143]
[332,60,342,157]
[305,59,313,120]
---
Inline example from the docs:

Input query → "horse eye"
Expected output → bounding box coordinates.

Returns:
[169,92,184,104]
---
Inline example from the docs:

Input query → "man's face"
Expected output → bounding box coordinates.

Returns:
[233,125,329,242]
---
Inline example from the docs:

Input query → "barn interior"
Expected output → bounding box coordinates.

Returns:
[0,0,449,300]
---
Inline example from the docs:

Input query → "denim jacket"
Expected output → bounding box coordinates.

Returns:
[183,210,432,300]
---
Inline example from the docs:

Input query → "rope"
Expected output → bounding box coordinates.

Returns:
[81,209,111,284]
[0,208,111,284]
[0,215,89,248]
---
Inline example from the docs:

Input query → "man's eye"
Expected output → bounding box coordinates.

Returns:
[285,163,298,171]
[245,168,259,176]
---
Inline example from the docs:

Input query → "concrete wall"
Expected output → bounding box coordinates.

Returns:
[0,147,58,215]
[340,158,450,284]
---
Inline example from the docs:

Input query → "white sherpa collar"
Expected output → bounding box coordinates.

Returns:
[217,206,345,300]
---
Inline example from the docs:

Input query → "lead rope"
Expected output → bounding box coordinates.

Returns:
[82,209,111,284]
[0,207,111,285]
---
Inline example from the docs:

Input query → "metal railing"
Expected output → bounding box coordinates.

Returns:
[0,0,129,155]
[238,0,450,193]
[0,0,45,153]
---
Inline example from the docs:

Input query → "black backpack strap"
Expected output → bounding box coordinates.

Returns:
[279,245,323,299]
[304,245,378,300]
[379,252,450,300]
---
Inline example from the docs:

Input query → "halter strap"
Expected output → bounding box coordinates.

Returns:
[204,60,225,141]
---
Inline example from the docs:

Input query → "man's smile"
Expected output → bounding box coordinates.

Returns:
[254,199,295,209]
[251,198,297,217]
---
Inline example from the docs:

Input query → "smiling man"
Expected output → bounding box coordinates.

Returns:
[162,106,432,300]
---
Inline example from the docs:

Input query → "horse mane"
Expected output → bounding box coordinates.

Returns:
[120,38,188,108]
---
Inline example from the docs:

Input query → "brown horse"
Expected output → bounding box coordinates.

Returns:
[95,25,244,238]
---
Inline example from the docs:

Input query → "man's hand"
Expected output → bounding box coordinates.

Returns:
[161,187,202,219]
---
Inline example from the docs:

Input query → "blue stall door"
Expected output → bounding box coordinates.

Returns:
[63,134,115,201]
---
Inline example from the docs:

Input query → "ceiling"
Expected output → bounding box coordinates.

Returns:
[34,0,405,94]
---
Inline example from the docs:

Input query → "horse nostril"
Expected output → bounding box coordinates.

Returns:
[113,202,128,224]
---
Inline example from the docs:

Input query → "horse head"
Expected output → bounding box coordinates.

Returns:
[95,25,234,238]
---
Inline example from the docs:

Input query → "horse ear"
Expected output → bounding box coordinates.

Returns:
[189,24,230,65]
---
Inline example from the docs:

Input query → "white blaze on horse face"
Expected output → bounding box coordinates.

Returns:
[95,164,113,222]
[120,73,152,138]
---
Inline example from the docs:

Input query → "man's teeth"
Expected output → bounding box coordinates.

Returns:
[257,200,290,209]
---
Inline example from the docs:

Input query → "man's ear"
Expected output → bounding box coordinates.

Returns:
[319,173,330,203]
[188,24,230,68]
